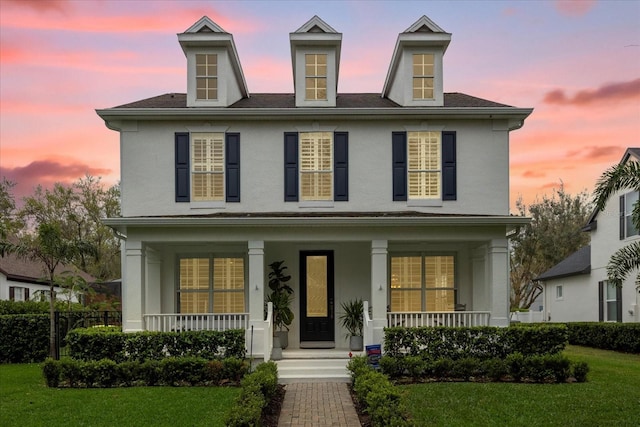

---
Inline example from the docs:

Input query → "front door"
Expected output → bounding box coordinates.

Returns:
[300,251,335,344]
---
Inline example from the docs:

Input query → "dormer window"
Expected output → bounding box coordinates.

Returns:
[413,54,434,100]
[305,54,327,100]
[196,54,218,100]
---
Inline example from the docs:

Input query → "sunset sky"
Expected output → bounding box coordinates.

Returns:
[1,0,639,212]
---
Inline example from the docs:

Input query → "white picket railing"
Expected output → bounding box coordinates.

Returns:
[387,311,491,328]
[363,300,373,347]
[264,302,273,362]
[144,313,249,332]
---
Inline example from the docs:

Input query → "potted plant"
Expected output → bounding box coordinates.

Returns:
[339,298,364,351]
[267,261,294,350]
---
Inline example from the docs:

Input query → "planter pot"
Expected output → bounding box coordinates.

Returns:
[349,335,363,351]
[275,330,289,349]
[272,335,282,360]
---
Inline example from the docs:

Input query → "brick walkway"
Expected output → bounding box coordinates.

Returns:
[278,382,361,426]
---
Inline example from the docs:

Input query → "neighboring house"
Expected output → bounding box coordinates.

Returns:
[537,148,640,323]
[0,252,92,303]
[97,15,532,358]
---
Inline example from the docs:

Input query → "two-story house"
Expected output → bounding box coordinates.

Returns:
[537,148,640,323]
[98,15,532,359]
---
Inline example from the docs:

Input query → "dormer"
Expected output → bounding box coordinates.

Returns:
[290,16,342,107]
[382,16,451,107]
[178,16,248,107]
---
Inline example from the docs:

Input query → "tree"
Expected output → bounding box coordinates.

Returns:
[510,186,592,309]
[592,160,640,290]
[0,178,24,239]
[0,222,95,357]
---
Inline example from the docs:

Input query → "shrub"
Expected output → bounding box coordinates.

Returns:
[573,361,589,383]
[42,358,60,387]
[505,352,525,382]
[483,358,508,381]
[0,314,49,363]
[347,355,371,382]
[353,369,411,426]
[225,361,278,426]
[567,322,640,354]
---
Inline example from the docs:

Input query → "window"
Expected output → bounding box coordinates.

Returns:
[178,257,245,313]
[599,280,622,322]
[390,255,455,312]
[413,54,434,100]
[196,54,217,100]
[622,191,639,238]
[605,282,618,322]
[300,132,333,201]
[9,286,28,302]
[555,285,563,300]
[191,133,224,201]
[305,54,327,100]
[408,131,441,199]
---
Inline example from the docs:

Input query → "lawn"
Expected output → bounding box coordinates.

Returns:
[0,363,240,427]
[403,345,640,426]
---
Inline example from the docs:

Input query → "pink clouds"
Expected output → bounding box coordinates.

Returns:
[5,0,70,13]
[544,79,640,106]
[554,0,597,17]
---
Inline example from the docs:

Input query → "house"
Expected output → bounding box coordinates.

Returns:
[97,15,532,359]
[0,252,91,303]
[537,148,639,323]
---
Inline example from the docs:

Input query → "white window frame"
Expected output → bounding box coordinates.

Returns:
[412,53,435,100]
[605,281,618,322]
[299,131,333,202]
[555,285,563,300]
[407,131,441,200]
[195,53,217,100]
[305,54,327,101]
[191,132,225,202]
[624,191,639,238]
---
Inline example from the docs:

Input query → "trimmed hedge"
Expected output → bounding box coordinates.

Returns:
[347,356,411,426]
[566,322,640,354]
[0,300,85,315]
[0,314,49,363]
[42,356,249,388]
[384,325,567,359]
[225,361,279,426]
[66,327,246,361]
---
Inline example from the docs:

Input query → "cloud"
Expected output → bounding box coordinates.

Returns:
[543,78,640,105]
[522,170,546,178]
[565,145,621,160]
[5,0,70,12]
[554,0,596,17]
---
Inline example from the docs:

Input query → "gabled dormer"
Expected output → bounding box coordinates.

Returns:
[290,16,342,107]
[382,16,451,107]
[178,16,248,107]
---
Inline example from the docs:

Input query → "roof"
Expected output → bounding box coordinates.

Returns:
[113,92,514,109]
[535,245,591,281]
[0,252,94,285]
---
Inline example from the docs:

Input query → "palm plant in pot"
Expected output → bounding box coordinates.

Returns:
[267,261,294,350]
[339,298,364,351]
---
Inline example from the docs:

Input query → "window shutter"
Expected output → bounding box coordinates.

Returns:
[619,195,625,240]
[9,287,15,301]
[442,131,457,201]
[598,281,604,322]
[225,133,240,202]
[616,285,623,322]
[175,132,190,202]
[284,132,299,201]
[392,132,407,201]
[25,288,30,301]
[334,132,349,201]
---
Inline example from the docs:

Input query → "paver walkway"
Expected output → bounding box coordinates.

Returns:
[278,382,361,426]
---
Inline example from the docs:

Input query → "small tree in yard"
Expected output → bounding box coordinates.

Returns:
[0,222,95,358]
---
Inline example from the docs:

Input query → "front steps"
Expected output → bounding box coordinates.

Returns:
[275,349,361,383]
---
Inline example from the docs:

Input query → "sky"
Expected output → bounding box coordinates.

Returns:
[1,0,639,212]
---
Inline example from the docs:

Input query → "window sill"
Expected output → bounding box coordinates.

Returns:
[190,201,226,210]
[407,199,443,207]
[299,201,334,208]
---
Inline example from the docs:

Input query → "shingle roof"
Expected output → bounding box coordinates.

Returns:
[113,92,513,109]
[0,252,94,284]
[535,246,591,281]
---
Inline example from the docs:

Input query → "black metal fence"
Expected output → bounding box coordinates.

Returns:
[54,311,122,359]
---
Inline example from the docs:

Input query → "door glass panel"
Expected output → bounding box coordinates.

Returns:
[306,255,327,317]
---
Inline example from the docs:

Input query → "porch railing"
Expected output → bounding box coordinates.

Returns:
[264,302,273,362]
[144,313,249,332]
[363,300,373,348]
[387,311,491,328]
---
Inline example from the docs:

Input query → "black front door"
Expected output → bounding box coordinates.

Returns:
[299,251,335,343]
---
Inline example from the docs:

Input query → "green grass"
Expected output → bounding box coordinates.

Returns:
[402,345,640,426]
[0,363,240,427]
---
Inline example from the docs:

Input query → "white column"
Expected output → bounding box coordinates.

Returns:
[145,248,161,315]
[123,239,144,332]
[488,238,509,327]
[247,241,265,358]
[370,240,388,348]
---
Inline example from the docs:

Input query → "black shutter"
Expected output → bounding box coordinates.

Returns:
[598,281,604,321]
[442,131,457,201]
[392,132,407,201]
[616,285,623,322]
[24,288,29,301]
[620,195,625,240]
[225,133,240,202]
[284,132,299,202]
[175,132,190,202]
[334,132,349,201]
[9,287,14,301]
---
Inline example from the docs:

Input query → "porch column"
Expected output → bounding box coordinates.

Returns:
[248,241,265,358]
[488,238,509,327]
[145,248,161,315]
[370,240,388,348]
[123,239,144,332]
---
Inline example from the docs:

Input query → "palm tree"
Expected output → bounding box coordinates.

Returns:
[592,160,640,290]
[0,222,95,357]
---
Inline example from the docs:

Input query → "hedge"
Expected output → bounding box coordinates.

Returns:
[0,314,49,363]
[225,361,279,426]
[384,325,567,359]
[42,356,249,388]
[566,322,640,354]
[66,327,246,362]
[0,300,84,315]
